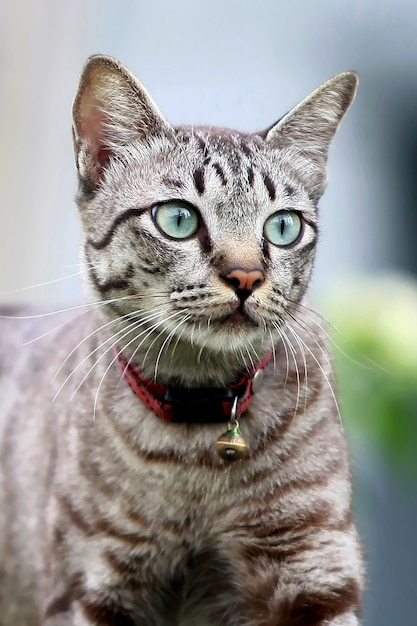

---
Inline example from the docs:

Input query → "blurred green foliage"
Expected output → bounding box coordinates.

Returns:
[322,275,417,481]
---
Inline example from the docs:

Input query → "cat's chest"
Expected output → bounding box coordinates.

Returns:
[97,444,249,535]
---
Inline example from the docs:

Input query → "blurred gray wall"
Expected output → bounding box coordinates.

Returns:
[1,1,417,624]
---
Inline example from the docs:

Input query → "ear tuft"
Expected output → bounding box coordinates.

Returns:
[265,72,358,198]
[72,55,172,191]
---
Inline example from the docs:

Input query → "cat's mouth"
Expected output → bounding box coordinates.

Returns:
[215,307,259,329]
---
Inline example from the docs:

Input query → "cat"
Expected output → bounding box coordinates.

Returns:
[0,55,364,626]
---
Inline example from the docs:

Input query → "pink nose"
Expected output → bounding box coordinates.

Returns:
[223,268,265,292]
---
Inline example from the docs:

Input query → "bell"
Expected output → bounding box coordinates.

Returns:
[216,424,249,462]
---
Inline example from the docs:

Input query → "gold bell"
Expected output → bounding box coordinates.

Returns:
[216,422,249,462]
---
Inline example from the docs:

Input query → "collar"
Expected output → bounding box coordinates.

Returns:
[115,349,272,423]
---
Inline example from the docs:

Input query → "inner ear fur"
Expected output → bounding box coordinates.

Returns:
[72,54,172,189]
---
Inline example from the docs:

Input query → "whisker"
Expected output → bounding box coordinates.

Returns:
[24,309,90,346]
[196,326,211,364]
[153,314,192,380]
[170,320,190,366]
[275,322,300,418]
[1,270,85,296]
[51,309,148,385]
[272,323,290,387]
[0,261,100,299]
[74,308,174,400]
[244,345,256,371]
[285,323,309,415]
[93,310,184,418]
[285,309,332,372]
[286,319,342,429]
[0,291,166,322]
[267,327,277,377]
[134,311,186,373]
[53,313,142,401]
[54,307,170,402]
[292,305,387,373]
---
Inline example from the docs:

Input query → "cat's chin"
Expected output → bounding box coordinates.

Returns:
[202,312,256,342]
[199,312,269,356]
[216,310,257,328]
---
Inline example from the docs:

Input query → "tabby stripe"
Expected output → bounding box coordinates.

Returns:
[53,526,65,549]
[231,467,342,514]
[240,140,253,158]
[275,509,354,541]
[87,208,144,250]
[106,411,232,470]
[87,264,131,295]
[274,459,343,498]
[44,573,84,618]
[116,432,230,470]
[212,162,228,186]
[241,538,312,562]
[285,183,296,197]
[104,550,147,577]
[302,216,318,233]
[247,526,354,561]
[193,167,205,194]
[63,468,154,546]
[85,253,137,294]
[105,301,127,318]
[236,503,347,541]
[78,175,96,200]
[77,456,124,500]
[95,517,151,545]
[250,410,327,464]
[81,599,135,626]
[263,173,276,201]
[162,177,184,189]
[94,275,130,293]
[247,166,255,187]
[297,237,318,259]
[78,458,154,530]
[278,580,361,625]
[196,135,207,155]
[59,495,93,535]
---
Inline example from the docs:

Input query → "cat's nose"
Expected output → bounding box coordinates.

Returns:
[222,268,265,293]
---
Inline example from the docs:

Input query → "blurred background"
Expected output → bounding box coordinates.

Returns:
[1,1,416,623]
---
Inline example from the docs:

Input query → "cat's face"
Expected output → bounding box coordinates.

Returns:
[72,56,357,378]
[82,126,316,356]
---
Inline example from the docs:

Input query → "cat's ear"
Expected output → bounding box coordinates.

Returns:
[72,55,172,191]
[265,72,358,199]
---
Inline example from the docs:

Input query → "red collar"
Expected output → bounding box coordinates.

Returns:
[116,350,272,423]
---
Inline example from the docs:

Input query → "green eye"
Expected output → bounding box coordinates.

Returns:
[152,202,199,240]
[264,210,302,247]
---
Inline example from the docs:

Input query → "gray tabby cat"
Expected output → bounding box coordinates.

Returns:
[0,55,364,626]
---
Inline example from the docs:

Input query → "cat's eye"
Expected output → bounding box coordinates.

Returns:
[264,210,302,247]
[152,202,199,240]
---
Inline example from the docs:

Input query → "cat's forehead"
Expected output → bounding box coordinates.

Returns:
[166,126,308,212]
[174,126,266,167]
[167,126,293,200]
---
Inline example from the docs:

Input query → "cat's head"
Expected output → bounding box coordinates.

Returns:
[72,55,357,384]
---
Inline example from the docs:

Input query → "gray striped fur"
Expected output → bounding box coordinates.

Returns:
[0,55,363,625]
